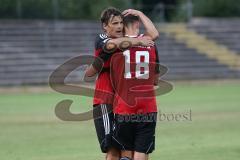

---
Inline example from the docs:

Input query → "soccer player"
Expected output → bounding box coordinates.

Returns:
[110,13,160,160]
[85,7,156,160]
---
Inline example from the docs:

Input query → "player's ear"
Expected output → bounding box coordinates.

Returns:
[102,23,108,32]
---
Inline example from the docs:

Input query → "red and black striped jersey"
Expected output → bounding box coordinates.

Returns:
[93,34,114,105]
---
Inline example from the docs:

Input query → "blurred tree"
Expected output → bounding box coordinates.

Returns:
[21,0,53,19]
[0,0,18,18]
[193,0,240,17]
[142,0,177,21]
[0,0,130,19]
[90,0,131,19]
[1,0,239,20]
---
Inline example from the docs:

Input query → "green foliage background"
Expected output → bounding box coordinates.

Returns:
[0,0,240,20]
[193,0,240,17]
[0,0,131,19]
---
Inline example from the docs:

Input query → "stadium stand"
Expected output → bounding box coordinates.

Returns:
[0,19,240,86]
[189,18,240,54]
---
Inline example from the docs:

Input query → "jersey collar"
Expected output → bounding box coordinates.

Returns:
[125,34,138,38]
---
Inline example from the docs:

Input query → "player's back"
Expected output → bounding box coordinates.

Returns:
[110,46,158,115]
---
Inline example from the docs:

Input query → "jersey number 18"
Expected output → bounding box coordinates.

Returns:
[123,50,149,79]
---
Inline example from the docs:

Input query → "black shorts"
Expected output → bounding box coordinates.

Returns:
[93,104,114,153]
[112,113,157,154]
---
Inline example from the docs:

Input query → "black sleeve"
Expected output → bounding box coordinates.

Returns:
[95,34,115,62]
[91,34,112,72]
[154,45,160,74]
[95,34,111,50]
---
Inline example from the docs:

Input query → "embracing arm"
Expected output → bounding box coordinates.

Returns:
[106,36,154,50]
[84,56,104,78]
[122,9,159,40]
[84,65,98,77]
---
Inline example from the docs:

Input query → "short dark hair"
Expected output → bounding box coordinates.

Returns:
[123,15,140,27]
[100,7,123,25]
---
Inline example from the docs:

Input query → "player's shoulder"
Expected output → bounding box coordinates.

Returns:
[95,33,110,49]
[95,33,108,41]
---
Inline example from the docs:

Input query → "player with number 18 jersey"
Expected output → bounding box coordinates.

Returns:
[110,43,160,154]
[110,45,159,115]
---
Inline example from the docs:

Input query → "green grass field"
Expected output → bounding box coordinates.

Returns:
[0,82,240,160]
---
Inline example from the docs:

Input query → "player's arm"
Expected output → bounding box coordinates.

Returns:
[83,34,108,78]
[106,36,154,51]
[84,56,104,78]
[122,9,159,40]
[84,65,98,77]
